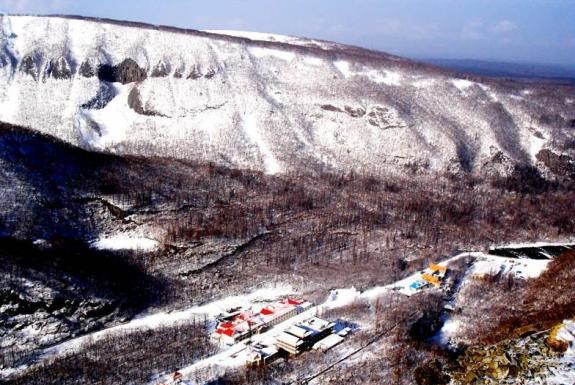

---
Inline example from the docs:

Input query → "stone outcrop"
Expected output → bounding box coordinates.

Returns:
[448,332,565,385]
[98,58,147,84]
[187,65,202,80]
[151,60,170,77]
[536,149,575,178]
[173,64,185,79]
[19,55,39,80]
[367,106,404,129]
[43,56,73,80]
[79,60,95,78]
[128,87,162,116]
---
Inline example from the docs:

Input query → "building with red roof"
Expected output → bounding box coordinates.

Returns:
[211,298,312,345]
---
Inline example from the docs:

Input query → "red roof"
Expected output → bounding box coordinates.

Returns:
[260,308,274,315]
[219,322,232,328]
[286,298,302,305]
[220,322,233,328]
[216,328,234,336]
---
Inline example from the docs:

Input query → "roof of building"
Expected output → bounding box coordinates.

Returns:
[298,316,334,333]
[286,325,313,339]
[429,263,447,272]
[213,298,308,339]
[260,307,274,315]
[276,332,303,347]
[421,273,441,286]
[313,334,344,351]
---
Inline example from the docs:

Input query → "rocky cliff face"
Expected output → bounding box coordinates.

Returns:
[1,15,573,176]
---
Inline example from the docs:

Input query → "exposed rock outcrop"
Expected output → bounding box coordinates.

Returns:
[536,149,575,178]
[204,67,216,79]
[151,60,170,77]
[173,63,185,79]
[320,104,366,117]
[79,60,95,78]
[98,58,147,84]
[43,56,73,80]
[367,106,405,129]
[128,87,163,116]
[187,65,202,80]
[19,55,39,80]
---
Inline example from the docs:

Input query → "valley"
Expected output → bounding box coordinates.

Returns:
[1,13,575,385]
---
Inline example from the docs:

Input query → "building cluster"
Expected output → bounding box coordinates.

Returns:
[211,297,350,366]
[244,315,348,366]
[211,298,314,345]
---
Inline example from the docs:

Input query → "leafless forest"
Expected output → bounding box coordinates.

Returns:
[2,123,575,384]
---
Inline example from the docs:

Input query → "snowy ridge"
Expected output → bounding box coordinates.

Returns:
[0,15,574,176]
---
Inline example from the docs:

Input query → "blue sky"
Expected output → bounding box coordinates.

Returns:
[1,0,574,65]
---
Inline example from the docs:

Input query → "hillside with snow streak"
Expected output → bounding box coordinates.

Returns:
[1,15,574,175]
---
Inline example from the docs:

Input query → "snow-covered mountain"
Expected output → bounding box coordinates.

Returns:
[1,15,574,175]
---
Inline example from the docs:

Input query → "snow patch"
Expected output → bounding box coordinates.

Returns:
[367,69,402,86]
[450,79,475,92]
[334,60,353,78]
[528,132,547,160]
[435,319,461,345]
[248,46,295,61]
[471,255,550,279]
[333,60,402,85]
[243,114,282,175]
[412,78,435,88]
[91,235,159,252]
[323,288,361,309]
[490,241,574,249]
[302,56,323,66]
[479,85,500,102]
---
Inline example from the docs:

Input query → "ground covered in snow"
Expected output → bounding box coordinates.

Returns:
[2,14,575,385]
[1,15,574,177]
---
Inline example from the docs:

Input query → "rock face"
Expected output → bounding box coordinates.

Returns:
[43,56,73,79]
[98,58,147,84]
[448,331,571,385]
[151,60,170,77]
[187,65,202,79]
[173,64,185,78]
[0,15,574,177]
[19,55,38,80]
[79,60,95,78]
[536,149,575,178]
[128,87,162,116]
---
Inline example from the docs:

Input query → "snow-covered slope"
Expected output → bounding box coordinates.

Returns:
[1,15,574,175]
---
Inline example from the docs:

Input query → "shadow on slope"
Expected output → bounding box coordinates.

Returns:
[0,237,168,367]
